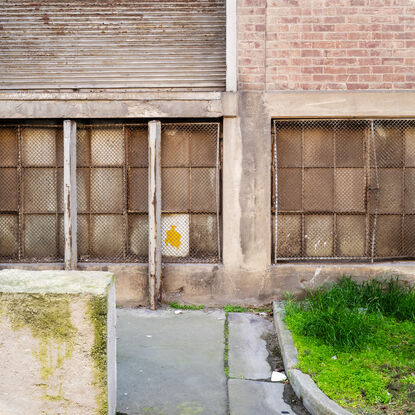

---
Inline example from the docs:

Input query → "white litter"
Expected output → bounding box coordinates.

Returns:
[146,335,152,338]
[271,371,287,382]
[174,310,183,315]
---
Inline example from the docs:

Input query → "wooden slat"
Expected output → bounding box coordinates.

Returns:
[148,120,162,310]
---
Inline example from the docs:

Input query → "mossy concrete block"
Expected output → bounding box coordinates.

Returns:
[0,270,116,415]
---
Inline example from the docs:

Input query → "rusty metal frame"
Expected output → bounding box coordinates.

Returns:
[0,120,223,264]
[160,121,222,263]
[273,118,415,263]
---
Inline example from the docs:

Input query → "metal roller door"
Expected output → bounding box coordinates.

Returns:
[0,0,226,91]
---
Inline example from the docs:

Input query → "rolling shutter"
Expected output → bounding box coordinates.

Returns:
[0,0,226,91]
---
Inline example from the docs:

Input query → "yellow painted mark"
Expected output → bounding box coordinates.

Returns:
[165,225,182,249]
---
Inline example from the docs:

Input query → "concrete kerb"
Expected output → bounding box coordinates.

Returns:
[273,301,352,415]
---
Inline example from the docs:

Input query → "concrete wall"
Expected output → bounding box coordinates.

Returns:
[2,0,415,306]
[2,90,415,307]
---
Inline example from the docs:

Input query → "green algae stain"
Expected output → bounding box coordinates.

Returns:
[1,293,76,402]
[87,295,108,415]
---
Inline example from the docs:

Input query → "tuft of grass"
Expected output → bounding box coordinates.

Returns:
[169,301,204,310]
[224,305,248,313]
[285,276,415,350]
[284,276,415,414]
[224,315,229,379]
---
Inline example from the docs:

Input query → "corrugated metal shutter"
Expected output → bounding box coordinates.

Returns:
[0,0,226,91]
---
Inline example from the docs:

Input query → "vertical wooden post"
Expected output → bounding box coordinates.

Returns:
[148,120,162,310]
[64,120,78,270]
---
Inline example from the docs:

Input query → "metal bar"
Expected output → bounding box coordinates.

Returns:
[273,120,278,262]
[88,127,92,259]
[148,120,162,310]
[188,126,192,260]
[370,120,379,263]
[301,125,305,257]
[402,125,406,255]
[333,123,336,257]
[215,123,221,262]
[63,120,77,270]
[123,125,128,260]
[17,126,23,260]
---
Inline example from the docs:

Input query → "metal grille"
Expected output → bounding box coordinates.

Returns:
[272,119,415,262]
[161,123,221,262]
[77,124,148,262]
[0,0,226,91]
[0,124,64,262]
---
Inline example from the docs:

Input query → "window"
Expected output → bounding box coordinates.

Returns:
[0,121,222,264]
[272,119,415,262]
[0,125,64,262]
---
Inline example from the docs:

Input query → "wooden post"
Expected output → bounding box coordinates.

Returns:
[148,121,162,310]
[64,120,78,270]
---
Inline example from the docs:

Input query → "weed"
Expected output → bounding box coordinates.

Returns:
[224,305,248,313]
[284,276,415,414]
[224,315,229,379]
[169,302,204,310]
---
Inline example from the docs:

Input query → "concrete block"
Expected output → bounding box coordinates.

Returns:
[0,270,116,415]
[228,313,274,380]
[228,379,292,415]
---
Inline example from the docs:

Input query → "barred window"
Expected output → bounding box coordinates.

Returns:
[0,121,221,264]
[272,119,415,262]
[0,125,64,262]
[161,123,221,263]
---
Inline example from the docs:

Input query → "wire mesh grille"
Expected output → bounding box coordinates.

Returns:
[77,124,148,262]
[272,119,415,262]
[0,121,221,264]
[161,123,221,263]
[0,125,64,262]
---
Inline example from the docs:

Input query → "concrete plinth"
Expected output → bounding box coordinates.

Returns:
[0,270,116,415]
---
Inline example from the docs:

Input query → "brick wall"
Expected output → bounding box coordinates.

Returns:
[238,0,415,91]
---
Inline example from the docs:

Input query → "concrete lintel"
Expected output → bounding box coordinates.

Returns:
[0,98,223,119]
[265,91,415,118]
[0,91,222,101]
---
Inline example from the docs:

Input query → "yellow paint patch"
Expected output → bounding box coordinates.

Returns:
[165,225,182,249]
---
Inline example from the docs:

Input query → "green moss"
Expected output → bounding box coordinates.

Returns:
[0,293,76,402]
[87,295,108,415]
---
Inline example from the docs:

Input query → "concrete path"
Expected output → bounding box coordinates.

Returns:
[117,309,306,415]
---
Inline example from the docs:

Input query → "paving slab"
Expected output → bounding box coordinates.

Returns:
[228,379,294,415]
[228,312,274,380]
[117,308,227,415]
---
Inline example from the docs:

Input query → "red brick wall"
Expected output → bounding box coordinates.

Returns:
[238,0,415,91]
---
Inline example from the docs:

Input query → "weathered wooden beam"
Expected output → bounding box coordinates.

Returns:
[63,120,78,270]
[148,120,162,310]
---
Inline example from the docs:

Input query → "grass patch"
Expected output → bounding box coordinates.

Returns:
[169,301,204,310]
[224,305,248,313]
[284,276,415,414]
[224,314,229,379]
